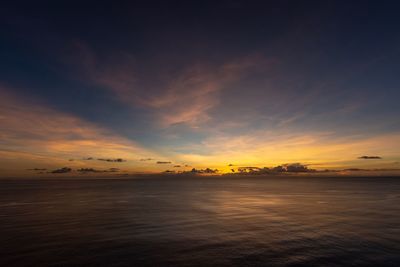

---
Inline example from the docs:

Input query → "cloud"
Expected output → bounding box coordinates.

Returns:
[145,57,266,127]
[83,157,94,160]
[70,43,267,127]
[231,163,400,175]
[157,161,171,164]
[188,168,219,174]
[139,158,153,161]
[173,165,181,167]
[283,163,315,173]
[235,163,315,174]
[77,168,120,173]
[50,167,72,174]
[65,41,137,99]
[27,168,47,171]
[97,158,126,162]
[358,156,382,159]
[237,166,261,172]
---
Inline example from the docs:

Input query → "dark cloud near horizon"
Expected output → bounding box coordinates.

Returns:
[189,168,219,174]
[173,165,181,167]
[98,158,126,162]
[358,156,382,159]
[237,166,260,171]
[161,167,219,175]
[50,167,72,174]
[77,168,120,173]
[232,164,400,175]
[157,161,171,164]
[283,163,314,173]
[236,163,315,174]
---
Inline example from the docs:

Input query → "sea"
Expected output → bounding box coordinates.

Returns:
[0,176,399,266]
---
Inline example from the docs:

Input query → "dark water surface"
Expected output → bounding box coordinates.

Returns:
[0,176,399,266]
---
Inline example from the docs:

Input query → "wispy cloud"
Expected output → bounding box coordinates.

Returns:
[145,56,269,127]
[69,42,269,128]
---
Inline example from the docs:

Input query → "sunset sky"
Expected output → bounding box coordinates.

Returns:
[1,1,400,176]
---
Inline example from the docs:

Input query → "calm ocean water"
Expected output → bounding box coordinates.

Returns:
[0,176,399,266]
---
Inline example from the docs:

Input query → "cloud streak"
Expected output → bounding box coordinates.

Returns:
[139,158,154,161]
[50,167,72,174]
[97,158,127,162]
[358,156,382,159]
[77,168,120,173]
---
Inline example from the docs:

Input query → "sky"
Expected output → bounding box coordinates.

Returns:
[1,1,400,177]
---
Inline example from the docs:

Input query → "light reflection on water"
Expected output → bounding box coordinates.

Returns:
[0,176,399,266]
